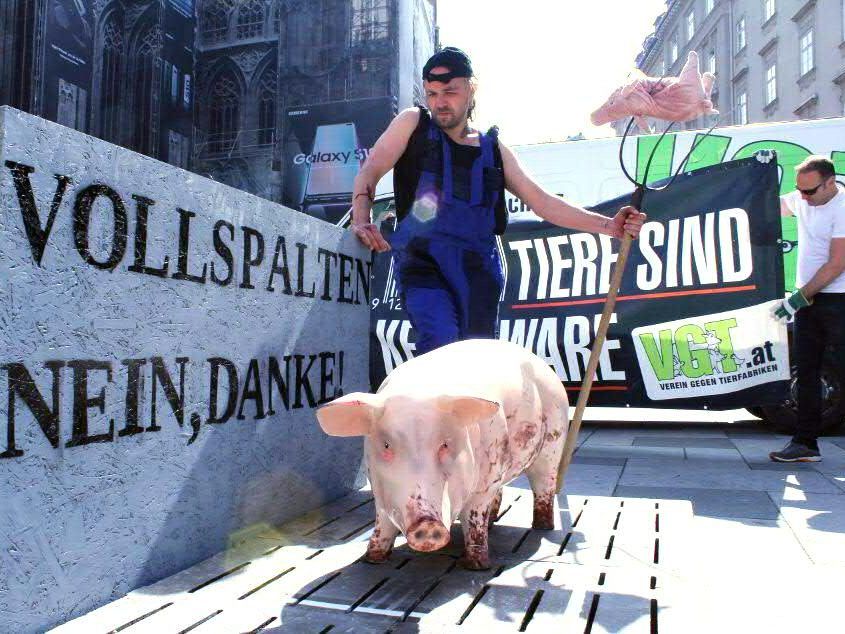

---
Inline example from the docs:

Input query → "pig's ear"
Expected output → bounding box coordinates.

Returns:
[316,392,383,437]
[437,396,500,427]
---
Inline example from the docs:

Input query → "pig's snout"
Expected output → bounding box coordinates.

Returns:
[406,518,450,552]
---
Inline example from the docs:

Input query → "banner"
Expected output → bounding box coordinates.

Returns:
[370,154,789,409]
[41,0,94,132]
[282,98,395,225]
[632,301,789,401]
[160,0,196,167]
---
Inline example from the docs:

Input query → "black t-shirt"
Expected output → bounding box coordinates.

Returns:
[393,108,507,229]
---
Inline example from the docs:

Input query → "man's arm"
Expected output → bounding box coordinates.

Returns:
[350,108,420,251]
[498,142,645,238]
[800,238,845,299]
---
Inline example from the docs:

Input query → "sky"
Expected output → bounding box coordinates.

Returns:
[435,0,668,145]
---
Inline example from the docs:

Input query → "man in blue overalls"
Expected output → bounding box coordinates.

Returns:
[351,47,646,356]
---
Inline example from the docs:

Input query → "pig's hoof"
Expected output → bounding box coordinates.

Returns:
[532,518,555,530]
[458,555,491,571]
[363,550,391,564]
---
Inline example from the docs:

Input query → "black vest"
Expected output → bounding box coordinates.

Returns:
[392,107,508,235]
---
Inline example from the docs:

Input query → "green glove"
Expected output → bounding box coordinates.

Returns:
[772,290,812,322]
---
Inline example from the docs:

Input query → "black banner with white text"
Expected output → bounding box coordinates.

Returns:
[370,155,789,409]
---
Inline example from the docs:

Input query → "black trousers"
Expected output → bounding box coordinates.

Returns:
[793,292,845,448]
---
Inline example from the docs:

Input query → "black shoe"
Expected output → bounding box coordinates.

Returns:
[769,441,821,463]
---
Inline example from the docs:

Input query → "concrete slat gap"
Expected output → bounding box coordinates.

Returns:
[237,566,296,600]
[246,616,278,633]
[496,504,513,522]
[604,535,615,560]
[177,609,223,633]
[339,519,376,540]
[347,577,390,613]
[294,571,343,603]
[402,578,441,622]
[557,532,573,556]
[511,528,532,553]
[110,602,174,632]
[188,561,250,593]
[584,594,601,633]
[344,498,375,513]
[456,584,490,625]
[518,589,545,632]
[303,515,343,536]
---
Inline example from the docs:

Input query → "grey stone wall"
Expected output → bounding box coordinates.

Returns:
[0,107,369,633]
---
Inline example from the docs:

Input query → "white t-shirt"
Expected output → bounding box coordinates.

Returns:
[783,186,845,292]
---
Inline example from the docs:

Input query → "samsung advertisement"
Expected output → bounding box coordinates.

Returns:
[282,97,395,224]
[42,0,95,132]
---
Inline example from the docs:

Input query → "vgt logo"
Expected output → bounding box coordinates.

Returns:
[631,302,789,399]
[638,318,776,381]
[639,318,740,381]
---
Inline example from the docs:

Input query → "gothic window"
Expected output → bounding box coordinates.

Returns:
[257,67,276,145]
[201,0,233,43]
[288,1,346,74]
[352,0,389,43]
[130,26,160,155]
[99,16,123,143]
[208,72,240,153]
[56,79,87,132]
[236,0,264,39]
[349,55,388,99]
[272,2,281,34]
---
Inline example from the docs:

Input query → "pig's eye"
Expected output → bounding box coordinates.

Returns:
[441,442,448,449]
[383,441,390,450]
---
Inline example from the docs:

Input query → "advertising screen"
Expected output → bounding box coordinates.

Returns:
[283,97,394,224]
[42,0,94,132]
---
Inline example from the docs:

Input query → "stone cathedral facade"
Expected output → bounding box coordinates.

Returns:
[0,0,436,203]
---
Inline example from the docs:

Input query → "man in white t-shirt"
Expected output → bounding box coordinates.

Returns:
[770,156,845,462]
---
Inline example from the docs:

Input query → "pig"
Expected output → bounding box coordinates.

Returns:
[590,50,718,133]
[316,339,569,570]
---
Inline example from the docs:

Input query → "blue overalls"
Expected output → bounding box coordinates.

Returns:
[392,123,505,356]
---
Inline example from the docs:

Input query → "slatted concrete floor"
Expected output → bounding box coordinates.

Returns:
[51,485,693,633]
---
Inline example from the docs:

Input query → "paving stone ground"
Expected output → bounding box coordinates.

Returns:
[51,419,845,634]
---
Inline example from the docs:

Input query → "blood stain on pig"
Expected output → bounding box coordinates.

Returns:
[365,525,394,563]
[532,494,555,530]
[513,423,538,450]
[461,508,492,569]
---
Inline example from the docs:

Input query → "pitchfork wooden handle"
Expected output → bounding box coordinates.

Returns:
[556,187,643,493]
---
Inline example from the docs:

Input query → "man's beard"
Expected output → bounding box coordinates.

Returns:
[434,109,467,131]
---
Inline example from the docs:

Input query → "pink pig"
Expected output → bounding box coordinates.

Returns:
[316,339,569,570]
[591,50,718,133]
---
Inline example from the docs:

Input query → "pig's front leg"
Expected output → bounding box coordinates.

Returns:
[364,510,400,564]
[488,489,503,527]
[459,498,492,570]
